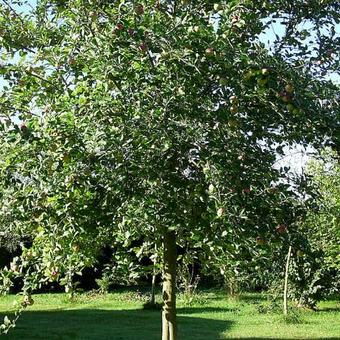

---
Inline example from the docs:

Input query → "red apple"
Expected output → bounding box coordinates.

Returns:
[205,47,215,58]
[276,224,287,234]
[231,16,239,25]
[116,23,124,30]
[134,4,144,15]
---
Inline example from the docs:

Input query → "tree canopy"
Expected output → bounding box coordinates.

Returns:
[0,1,339,338]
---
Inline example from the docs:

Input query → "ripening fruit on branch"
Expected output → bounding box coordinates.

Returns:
[227,119,238,128]
[72,243,80,252]
[89,11,97,20]
[50,269,59,281]
[20,124,28,133]
[257,77,268,86]
[230,105,238,114]
[217,207,224,217]
[134,4,144,15]
[231,16,239,25]
[278,91,291,102]
[285,84,294,93]
[116,23,124,31]
[296,250,304,257]
[213,3,223,11]
[243,187,251,194]
[256,236,266,245]
[139,43,147,52]
[229,95,238,104]
[275,224,287,234]
[219,77,228,86]
[286,103,295,113]
[261,68,270,76]
[205,48,215,58]
[22,295,34,307]
[208,183,215,193]
[10,262,19,273]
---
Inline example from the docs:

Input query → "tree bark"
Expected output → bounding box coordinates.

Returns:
[150,272,156,305]
[283,245,292,316]
[150,244,157,305]
[162,230,177,340]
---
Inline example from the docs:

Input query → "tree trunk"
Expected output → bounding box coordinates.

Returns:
[162,230,177,340]
[150,244,157,305]
[150,272,156,305]
[283,245,292,316]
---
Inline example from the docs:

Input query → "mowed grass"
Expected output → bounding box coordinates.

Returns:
[0,289,339,339]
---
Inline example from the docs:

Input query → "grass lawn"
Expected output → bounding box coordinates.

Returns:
[0,289,339,339]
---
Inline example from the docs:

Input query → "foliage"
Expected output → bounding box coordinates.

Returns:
[0,0,339,335]
[305,149,340,270]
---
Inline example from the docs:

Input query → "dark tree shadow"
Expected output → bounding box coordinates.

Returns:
[0,309,233,340]
[178,306,238,314]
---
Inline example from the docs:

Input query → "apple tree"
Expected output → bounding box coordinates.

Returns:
[0,1,339,338]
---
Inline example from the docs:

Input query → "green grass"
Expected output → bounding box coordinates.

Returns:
[0,289,339,339]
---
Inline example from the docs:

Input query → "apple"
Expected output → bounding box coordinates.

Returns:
[193,25,200,32]
[68,57,76,65]
[217,207,224,217]
[72,243,80,252]
[243,187,251,194]
[219,77,228,86]
[257,77,268,86]
[205,47,215,58]
[10,262,19,273]
[181,0,190,5]
[297,250,304,257]
[227,119,238,128]
[51,269,59,280]
[285,84,294,93]
[25,249,34,260]
[275,224,287,234]
[231,16,239,25]
[278,91,291,102]
[213,3,223,11]
[229,95,238,104]
[286,104,295,113]
[261,68,270,76]
[89,11,97,20]
[134,4,144,15]
[256,236,265,245]
[116,23,124,30]
[22,295,34,307]
[62,153,70,162]
[230,105,238,114]
[20,124,28,132]
[139,43,147,52]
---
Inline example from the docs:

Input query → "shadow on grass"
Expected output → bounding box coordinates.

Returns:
[236,294,268,303]
[0,309,233,340]
[178,306,237,314]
